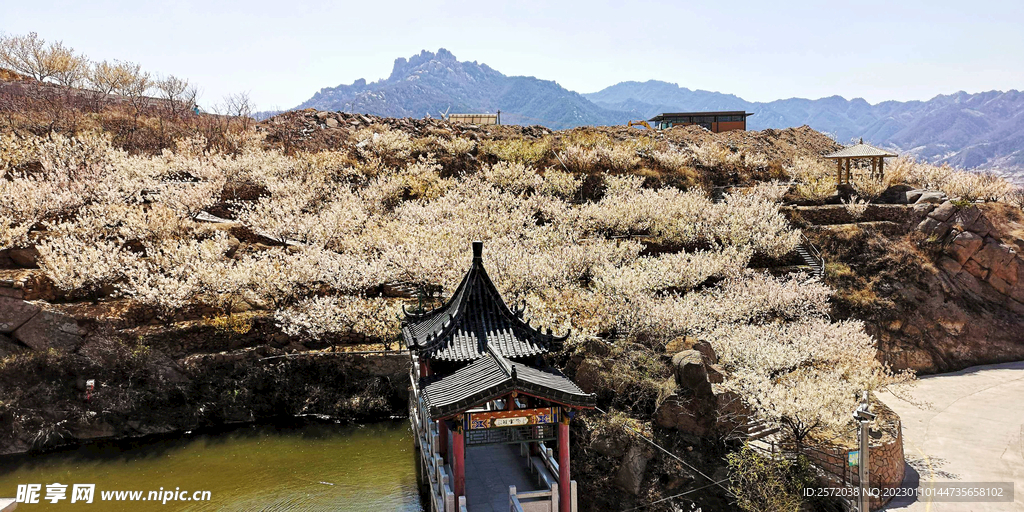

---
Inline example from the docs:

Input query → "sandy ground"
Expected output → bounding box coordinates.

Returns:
[880,361,1024,511]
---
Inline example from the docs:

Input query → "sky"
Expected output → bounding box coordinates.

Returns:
[3,0,1023,111]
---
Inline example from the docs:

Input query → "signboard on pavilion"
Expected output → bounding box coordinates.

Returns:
[468,407,558,430]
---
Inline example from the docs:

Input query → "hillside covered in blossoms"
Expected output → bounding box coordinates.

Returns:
[3,92,1024,508]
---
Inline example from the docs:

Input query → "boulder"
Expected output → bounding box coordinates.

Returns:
[949,207,982,230]
[12,311,84,351]
[692,340,719,364]
[904,189,926,204]
[672,350,711,396]
[987,273,1013,295]
[714,390,751,433]
[991,258,1019,285]
[705,363,726,384]
[929,201,957,222]
[614,445,651,495]
[949,231,984,264]
[915,191,945,204]
[325,117,339,128]
[1011,280,1024,304]
[0,296,39,334]
[913,202,936,216]
[655,395,709,435]
[573,358,607,394]
[8,247,39,268]
[966,215,994,238]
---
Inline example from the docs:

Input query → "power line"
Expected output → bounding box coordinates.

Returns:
[620,478,731,512]
[594,407,729,492]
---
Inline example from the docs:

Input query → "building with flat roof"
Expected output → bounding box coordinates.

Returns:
[648,111,754,133]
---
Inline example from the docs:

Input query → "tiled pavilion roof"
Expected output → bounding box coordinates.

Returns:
[402,241,567,362]
[419,344,595,419]
[824,140,898,159]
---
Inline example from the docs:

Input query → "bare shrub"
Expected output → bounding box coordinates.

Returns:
[852,174,887,199]
[598,144,639,171]
[560,144,600,173]
[479,138,548,164]
[352,126,413,163]
[435,136,475,155]
[650,149,692,172]
[842,195,869,219]
[537,167,582,199]
[1007,187,1024,210]
[787,156,835,201]
[480,161,540,194]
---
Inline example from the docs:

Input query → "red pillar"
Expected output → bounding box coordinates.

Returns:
[453,419,465,497]
[558,416,571,512]
[438,419,449,462]
[419,359,431,377]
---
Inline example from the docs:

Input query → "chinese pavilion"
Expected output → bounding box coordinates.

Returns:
[824,138,898,187]
[405,241,596,512]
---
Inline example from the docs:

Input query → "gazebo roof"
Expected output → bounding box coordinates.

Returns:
[401,241,568,362]
[824,140,898,159]
[419,344,595,419]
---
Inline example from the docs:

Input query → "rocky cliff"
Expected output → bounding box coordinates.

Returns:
[803,200,1024,374]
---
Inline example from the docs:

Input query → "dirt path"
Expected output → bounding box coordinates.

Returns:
[880,361,1024,511]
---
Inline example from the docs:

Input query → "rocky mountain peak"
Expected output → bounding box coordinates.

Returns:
[389,48,463,81]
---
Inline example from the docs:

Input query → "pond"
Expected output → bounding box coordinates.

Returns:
[0,420,423,511]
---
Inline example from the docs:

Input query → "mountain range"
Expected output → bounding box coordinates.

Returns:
[293,49,1024,172]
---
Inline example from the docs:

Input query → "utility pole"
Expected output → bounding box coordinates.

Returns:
[853,391,876,512]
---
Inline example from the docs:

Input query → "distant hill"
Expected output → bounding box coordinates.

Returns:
[292,50,1024,173]
[585,81,1024,172]
[294,49,630,129]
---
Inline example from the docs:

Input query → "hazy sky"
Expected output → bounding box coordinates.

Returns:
[4,0,1022,110]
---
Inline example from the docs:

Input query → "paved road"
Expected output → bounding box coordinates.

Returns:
[880,361,1024,512]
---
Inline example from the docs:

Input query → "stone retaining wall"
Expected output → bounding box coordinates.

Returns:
[783,204,927,226]
[801,402,905,511]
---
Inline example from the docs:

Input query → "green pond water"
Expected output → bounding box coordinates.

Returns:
[0,420,424,511]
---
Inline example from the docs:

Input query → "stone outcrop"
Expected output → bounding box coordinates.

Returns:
[12,310,85,351]
[917,202,1024,313]
[0,333,27,358]
[0,296,84,351]
[590,431,627,458]
[0,296,39,333]
[872,201,1024,372]
[614,445,652,495]
[656,340,751,439]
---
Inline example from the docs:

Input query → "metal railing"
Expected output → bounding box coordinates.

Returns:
[798,233,826,278]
